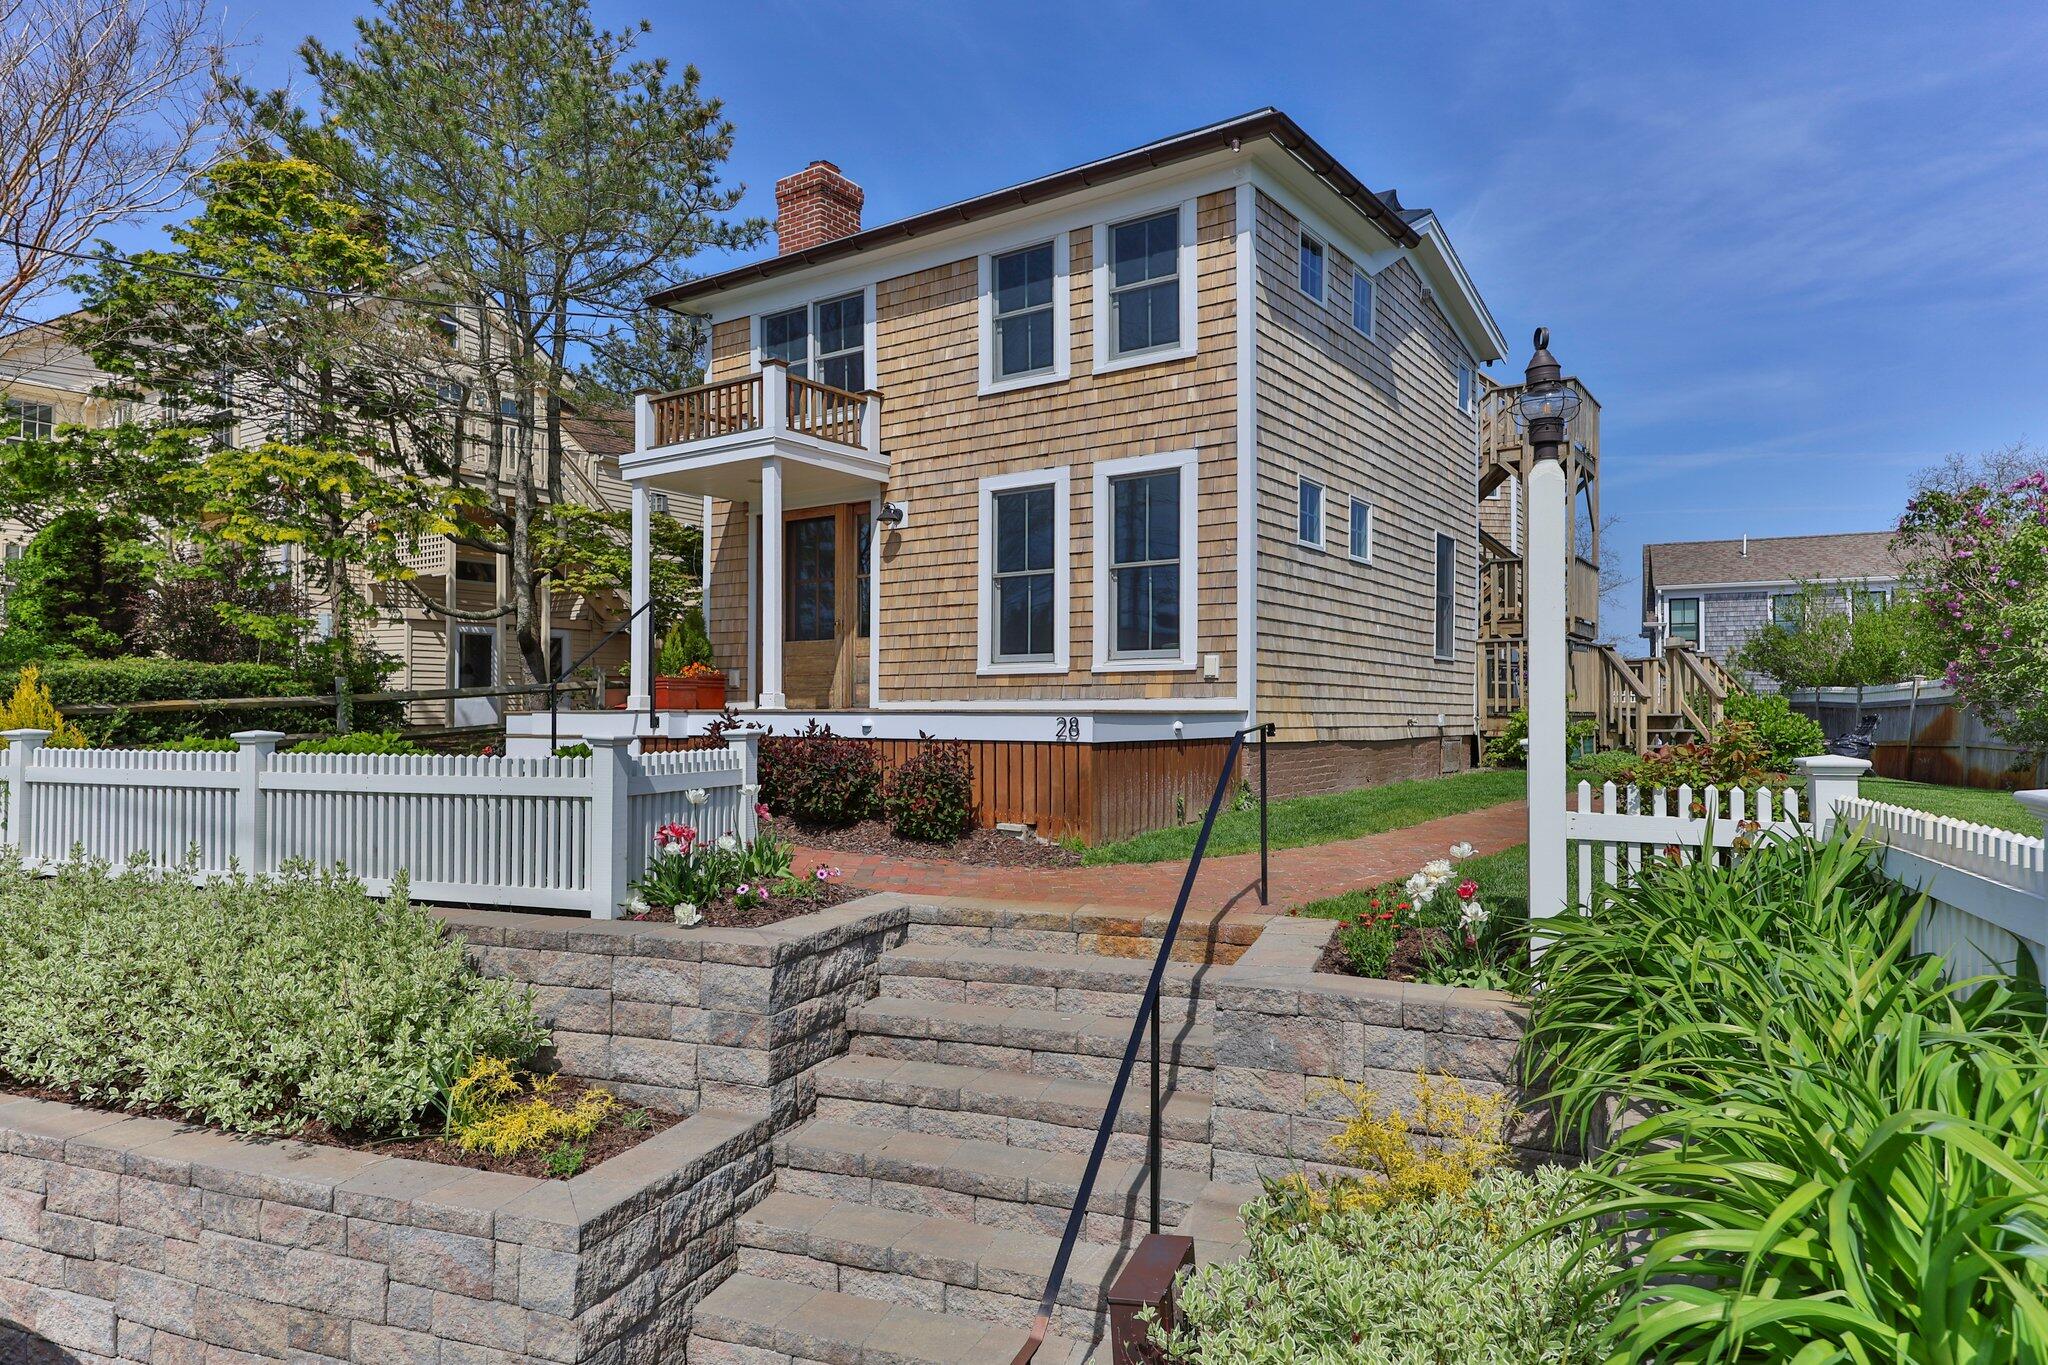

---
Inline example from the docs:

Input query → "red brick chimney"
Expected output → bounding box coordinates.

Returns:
[774,160,864,254]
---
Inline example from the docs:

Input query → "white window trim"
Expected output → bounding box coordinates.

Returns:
[1296,476,1326,550]
[977,231,1071,396]
[1347,496,1374,564]
[1666,594,1704,647]
[1433,530,1457,661]
[1348,267,1375,339]
[1091,199,1199,376]
[1297,228,1325,303]
[976,465,1071,675]
[1455,360,1476,415]
[749,282,879,391]
[1092,449,1200,673]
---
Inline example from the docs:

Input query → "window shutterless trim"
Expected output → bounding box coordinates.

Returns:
[1433,531,1457,660]
[1668,594,1704,645]
[750,283,878,391]
[976,465,1071,675]
[1349,268,1375,338]
[1297,228,1325,302]
[1347,496,1373,563]
[1092,449,1200,673]
[1296,476,1326,550]
[977,231,1071,396]
[1091,199,1199,375]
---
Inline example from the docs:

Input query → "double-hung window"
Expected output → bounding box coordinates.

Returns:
[988,482,1058,665]
[1348,497,1374,563]
[992,242,1057,381]
[813,292,865,391]
[1769,592,1800,631]
[1108,470,1182,659]
[1670,596,1702,645]
[5,399,54,442]
[1298,231,1324,301]
[760,306,808,374]
[1434,533,1457,659]
[1350,270,1374,337]
[1106,208,1182,360]
[1297,478,1325,548]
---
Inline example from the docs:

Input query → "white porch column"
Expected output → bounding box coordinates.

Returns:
[627,481,653,711]
[758,456,787,709]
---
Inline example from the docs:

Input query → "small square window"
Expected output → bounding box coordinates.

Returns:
[1297,478,1324,548]
[1298,232,1324,301]
[1670,597,1702,645]
[1350,271,1374,336]
[1348,498,1373,563]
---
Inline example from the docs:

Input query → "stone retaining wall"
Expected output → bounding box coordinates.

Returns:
[0,1098,770,1365]
[1208,916,1559,1184]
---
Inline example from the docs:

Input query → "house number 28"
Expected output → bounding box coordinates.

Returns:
[1054,716,1081,741]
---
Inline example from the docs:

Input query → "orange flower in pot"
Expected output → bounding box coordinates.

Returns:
[653,608,725,710]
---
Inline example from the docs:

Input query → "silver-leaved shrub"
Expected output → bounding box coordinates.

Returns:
[1151,1165,1616,1364]
[0,857,544,1136]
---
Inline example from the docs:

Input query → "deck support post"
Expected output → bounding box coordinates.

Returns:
[627,475,654,713]
[758,451,787,710]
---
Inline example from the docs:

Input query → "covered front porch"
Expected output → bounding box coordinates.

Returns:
[620,359,886,712]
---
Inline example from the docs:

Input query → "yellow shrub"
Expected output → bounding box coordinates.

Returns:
[1277,1072,1509,1217]
[445,1056,617,1157]
[0,665,85,748]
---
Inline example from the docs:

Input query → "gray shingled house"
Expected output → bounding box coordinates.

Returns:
[1640,531,1907,672]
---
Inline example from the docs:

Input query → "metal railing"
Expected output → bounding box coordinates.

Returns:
[1011,720,1273,1363]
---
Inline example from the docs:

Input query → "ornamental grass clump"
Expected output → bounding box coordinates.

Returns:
[444,1056,616,1157]
[1271,1073,1510,1218]
[0,857,543,1136]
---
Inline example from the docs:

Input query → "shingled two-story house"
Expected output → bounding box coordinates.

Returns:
[509,110,1508,839]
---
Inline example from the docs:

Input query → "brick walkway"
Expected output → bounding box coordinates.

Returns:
[792,801,1528,914]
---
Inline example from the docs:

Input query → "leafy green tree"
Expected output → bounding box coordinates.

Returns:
[1733,581,1930,693]
[573,309,707,405]
[0,510,146,661]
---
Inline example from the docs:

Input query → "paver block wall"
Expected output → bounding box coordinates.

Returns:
[436,898,912,1124]
[0,1098,771,1365]
[1208,916,1562,1183]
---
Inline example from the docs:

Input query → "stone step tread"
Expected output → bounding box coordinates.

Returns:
[739,1189,1129,1311]
[848,997,1216,1065]
[776,1118,1209,1217]
[879,941,1215,995]
[815,1054,1212,1140]
[692,1272,1087,1364]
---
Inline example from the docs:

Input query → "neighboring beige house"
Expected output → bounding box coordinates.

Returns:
[0,316,697,725]
[513,109,1516,839]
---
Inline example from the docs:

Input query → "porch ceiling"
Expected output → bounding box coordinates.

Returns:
[628,446,882,511]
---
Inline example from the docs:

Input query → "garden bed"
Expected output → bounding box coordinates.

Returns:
[626,875,864,927]
[768,814,1083,869]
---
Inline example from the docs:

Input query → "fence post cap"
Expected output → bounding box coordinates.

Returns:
[230,730,287,745]
[585,734,633,749]
[1794,755,1871,778]
[2013,790,2048,820]
[1,728,51,742]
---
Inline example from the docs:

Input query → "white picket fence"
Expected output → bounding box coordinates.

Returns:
[0,727,760,918]
[1559,755,2048,977]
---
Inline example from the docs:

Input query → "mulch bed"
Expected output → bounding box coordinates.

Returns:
[1,1074,683,1180]
[1311,921,1452,983]
[624,878,863,928]
[767,815,1082,869]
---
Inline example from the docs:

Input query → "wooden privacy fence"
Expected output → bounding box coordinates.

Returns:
[0,727,761,918]
[1559,754,2048,977]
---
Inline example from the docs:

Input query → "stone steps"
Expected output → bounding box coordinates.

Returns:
[736,1189,1125,1347]
[875,941,1219,1026]
[812,1054,1212,1171]
[847,997,1215,1088]
[691,1272,1089,1364]
[773,1119,1208,1246]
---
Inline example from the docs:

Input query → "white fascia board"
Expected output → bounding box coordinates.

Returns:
[1656,575,1903,594]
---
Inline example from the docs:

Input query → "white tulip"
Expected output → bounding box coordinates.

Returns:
[740,783,760,796]
[675,902,701,927]
[686,788,709,806]
[1449,841,1477,860]
[716,833,739,852]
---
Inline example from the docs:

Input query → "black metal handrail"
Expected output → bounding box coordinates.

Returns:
[1011,720,1273,1363]
[545,597,659,752]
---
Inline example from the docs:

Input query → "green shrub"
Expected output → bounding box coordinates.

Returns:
[1721,687,1827,768]
[0,859,544,1136]
[289,730,426,755]
[1570,749,1636,785]
[1484,709,1595,767]
[143,736,238,752]
[881,735,974,842]
[0,657,402,745]
[1151,1166,1617,1363]
[1610,716,1784,794]
[759,720,883,826]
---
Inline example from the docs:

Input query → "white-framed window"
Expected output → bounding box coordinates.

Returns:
[1669,596,1702,645]
[1297,230,1325,302]
[4,399,54,442]
[1348,497,1374,563]
[755,287,874,391]
[977,466,1070,673]
[1297,477,1325,549]
[1092,200,1197,374]
[1092,449,1198,671]
[1349,269,1375,338]
[1455,362,1475,414]
[1433,532,1457,660]
[977,232,1071,394]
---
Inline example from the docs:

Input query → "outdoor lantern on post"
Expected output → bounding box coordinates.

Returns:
[1522,326,1573,936]
[1514,326,1581,465]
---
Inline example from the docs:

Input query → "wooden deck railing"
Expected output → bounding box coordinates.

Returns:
[645,370,873,452]
[1569,555,1601,635]
[785,374,866,447]
[1480,556,1524,639]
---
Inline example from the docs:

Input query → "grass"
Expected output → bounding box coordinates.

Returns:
[1859,777,2043,835]
[1295,843,1529,923]
[1080,768,1527,865]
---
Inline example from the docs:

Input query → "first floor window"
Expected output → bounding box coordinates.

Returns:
[1349,497,1374,562]
[1853,587,1889,615]
[1110,470,1181,658]
[992,485,1056,662]
[992,241,1057,380]
[1434,533,1457,659]
[785,514,836,641]
[1298,231,1324,300]
[5,399,54,442]
[1670,596,1702,644]
[1297,478,1324,547]
[814,292,865,391]
[1108,208,1181,358]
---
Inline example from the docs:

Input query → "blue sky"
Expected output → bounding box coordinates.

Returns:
[94,0,2048,637]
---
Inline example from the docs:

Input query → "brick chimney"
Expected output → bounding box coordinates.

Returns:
[774,160,864,254]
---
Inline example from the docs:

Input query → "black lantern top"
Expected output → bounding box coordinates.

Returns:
[1515,326,1581,431]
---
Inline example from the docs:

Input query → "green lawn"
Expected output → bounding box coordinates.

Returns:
[1858,778,2043,836]
[1082,768,1527,866]
[1294,842,1530,922]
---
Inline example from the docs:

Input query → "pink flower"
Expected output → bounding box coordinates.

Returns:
[755,802,771,819]
[815,866,841,881]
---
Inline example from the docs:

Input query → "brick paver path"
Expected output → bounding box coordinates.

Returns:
[793,800,1529,913]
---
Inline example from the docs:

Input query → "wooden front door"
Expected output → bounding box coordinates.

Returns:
[776,502,870,708]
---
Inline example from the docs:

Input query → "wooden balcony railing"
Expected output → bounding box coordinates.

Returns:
[1478,376,1600,470]
[1480,555,1524,639]
[1569,555,1601,636]
[643,364,876,455]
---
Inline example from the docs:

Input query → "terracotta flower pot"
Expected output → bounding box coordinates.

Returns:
[653,674,727,710]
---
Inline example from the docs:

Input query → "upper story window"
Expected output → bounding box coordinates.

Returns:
[1456,363,1475,414]
[5,399,54,442]
[1853,587,1890,615]
[1107,208,1182,359]
[1297,477,1325,548]
[990,483,1058,664]
[1769,592,1801,631]
[992,242,1057,381]
[760,293,867,390]
[1297,231,1325,302]
[1350,270,1375,338]
[1434,532,1457,659]
[455,558,496,584]
[1348,497,1374,563]
[1669,596,1702,645]
[760,306,808,374]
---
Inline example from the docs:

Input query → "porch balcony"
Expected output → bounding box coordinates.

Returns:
[621,358,884,503]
